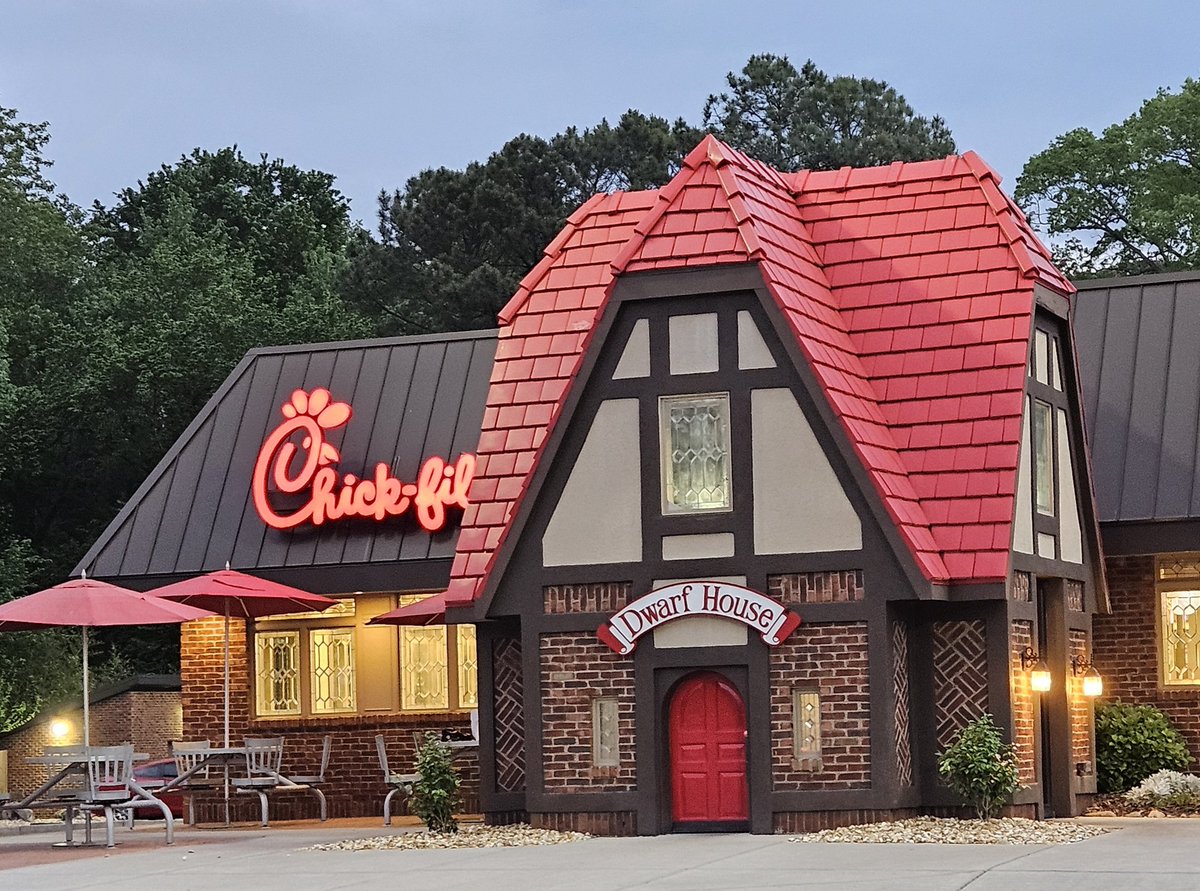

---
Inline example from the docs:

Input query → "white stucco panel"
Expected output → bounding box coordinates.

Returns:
[668,313,719,375]
[750,388,861,554]
[542,398,642,566]
[613,318,650,380]
[1056,409,1084,563]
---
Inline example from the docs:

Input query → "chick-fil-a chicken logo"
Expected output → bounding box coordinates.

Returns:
[252,388,475,532]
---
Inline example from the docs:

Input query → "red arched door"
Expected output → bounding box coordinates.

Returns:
[669,671,748,825]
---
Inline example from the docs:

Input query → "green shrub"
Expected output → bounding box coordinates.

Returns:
[1096,702,1192,793]
[937,713,1021,818]
[410,733,462,833]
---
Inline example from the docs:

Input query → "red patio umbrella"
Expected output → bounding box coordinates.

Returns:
[0,576,215,746]
[148,568,337,747]
[367,591,449,627]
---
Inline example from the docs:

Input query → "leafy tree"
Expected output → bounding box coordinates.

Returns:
[342,112,701,334]
[1015,79,1200,278]
[704,54,955,172]
[937,713,1021,819]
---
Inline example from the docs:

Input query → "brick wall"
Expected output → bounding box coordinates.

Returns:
[180,616,480,822]
[1068,630,1093,770]
[768,571,864,604]
[770,622,871,790]
[1,690,181,800]
[544,583,631,614]
[1009,620,1037,785]
[530,811,637,835]
[1093,555,1200,763]
[539,633,635,792]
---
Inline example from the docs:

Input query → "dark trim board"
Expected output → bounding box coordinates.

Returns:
[1101,519,1200,556]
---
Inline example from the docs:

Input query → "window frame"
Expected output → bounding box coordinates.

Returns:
[252,592,477,720]
[658,391,734,516]
[1156,555,1200,688]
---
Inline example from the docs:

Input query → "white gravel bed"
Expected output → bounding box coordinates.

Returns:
[789,817,1112,845]
[308,823,589,851]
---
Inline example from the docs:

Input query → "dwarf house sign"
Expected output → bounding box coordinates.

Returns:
[252,388,476,532]
[597,581,802,655]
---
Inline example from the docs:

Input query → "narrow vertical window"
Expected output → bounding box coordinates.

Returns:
[456,624,479,709]
[660,393,732,513]
[1161,589,1200,685]
[255,631,301,716]
[592,697,619,767]
[1033,399,1055,515]
[310,629,356,714]
[792,688,822,770]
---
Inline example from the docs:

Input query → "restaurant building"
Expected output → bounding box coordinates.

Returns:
[77,331,496,821]
[1074,272,1200,761]
[82,136,1107,831]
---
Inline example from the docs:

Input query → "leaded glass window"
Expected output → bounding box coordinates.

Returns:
[456,625,478,709]
[310,629,356,713]
[1161,589,1200,685]
[660,393,732,513]
[255,631,301,716]
[398,595,448,710]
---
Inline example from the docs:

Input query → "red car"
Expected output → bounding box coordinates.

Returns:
[132,759,184,819]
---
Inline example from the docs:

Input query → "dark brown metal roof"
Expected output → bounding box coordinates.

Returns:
[76,329,497,593]
[1073,271,1200,524]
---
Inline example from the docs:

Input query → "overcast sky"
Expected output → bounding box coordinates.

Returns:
[3,1,1198,226]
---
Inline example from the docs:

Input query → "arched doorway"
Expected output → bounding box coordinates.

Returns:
[668,671,748,828]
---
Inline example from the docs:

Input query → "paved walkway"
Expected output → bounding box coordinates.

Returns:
[2,818,1198,889]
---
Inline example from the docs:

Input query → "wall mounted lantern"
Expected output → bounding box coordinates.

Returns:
[49,718,70,739]
[1072,655,1104,698]
[1021,647,1052,692]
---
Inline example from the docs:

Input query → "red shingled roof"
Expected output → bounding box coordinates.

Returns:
[445,136,1072,605]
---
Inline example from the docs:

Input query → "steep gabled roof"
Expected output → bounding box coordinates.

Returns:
[446,137,1073,606]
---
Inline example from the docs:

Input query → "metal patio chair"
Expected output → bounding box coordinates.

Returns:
[285,734,331,822]
[232,737,286,827]
[75,745,135,848]
[375,735,418,827]
[171,740,219,825]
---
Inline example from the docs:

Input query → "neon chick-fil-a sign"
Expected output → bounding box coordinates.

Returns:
[252,388,475,532]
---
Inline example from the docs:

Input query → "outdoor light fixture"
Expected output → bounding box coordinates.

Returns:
[1021,647,1052,692]
[1072,655,1104,698]
[49,718,70,739]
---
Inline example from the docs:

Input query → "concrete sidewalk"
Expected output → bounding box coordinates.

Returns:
[2,819,1198,890]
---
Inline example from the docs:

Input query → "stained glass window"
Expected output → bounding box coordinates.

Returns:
[457,625,478,709]
[310,629,356,713]
[660,393,731,513]
[792,689,821,757]
[1161,589,1200,685]
[255,631,301,716]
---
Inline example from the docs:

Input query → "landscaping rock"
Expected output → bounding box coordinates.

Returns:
[307,823,589,852]
[788,817,1111,845]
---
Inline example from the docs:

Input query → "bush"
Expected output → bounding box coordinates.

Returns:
[937,713,1021,818]
[1095,702,1191,793]
[1125,770,1200,809]
[409,733,462,833]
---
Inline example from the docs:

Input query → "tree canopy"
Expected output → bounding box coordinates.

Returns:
[1015,79,1200,278]
[704,54,955,172]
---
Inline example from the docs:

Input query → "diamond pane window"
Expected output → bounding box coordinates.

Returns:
[255,631,301,716]
[310,629,356,713]
[1160,558,1200,582]
[456,624,479,709]
[792,689,821,756]
[660,393,732,513]
[1161,590,1200,685]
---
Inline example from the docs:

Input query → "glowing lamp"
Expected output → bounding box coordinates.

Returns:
[49,718,70,739]
[1021,647,1052,693]
[1073,655,1104,698]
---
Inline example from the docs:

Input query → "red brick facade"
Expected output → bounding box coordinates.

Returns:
[544,582,631,614]
[1093,555,1200,763]
[1068,629,1094,770]
[180,616,480,822]
[768,571,864,604]
[1009,620,1037,785]
[539,633,636,792]
[769,622,871,790]
[1,689,181,800]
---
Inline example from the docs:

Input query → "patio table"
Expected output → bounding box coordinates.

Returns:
[2,749,175,846]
